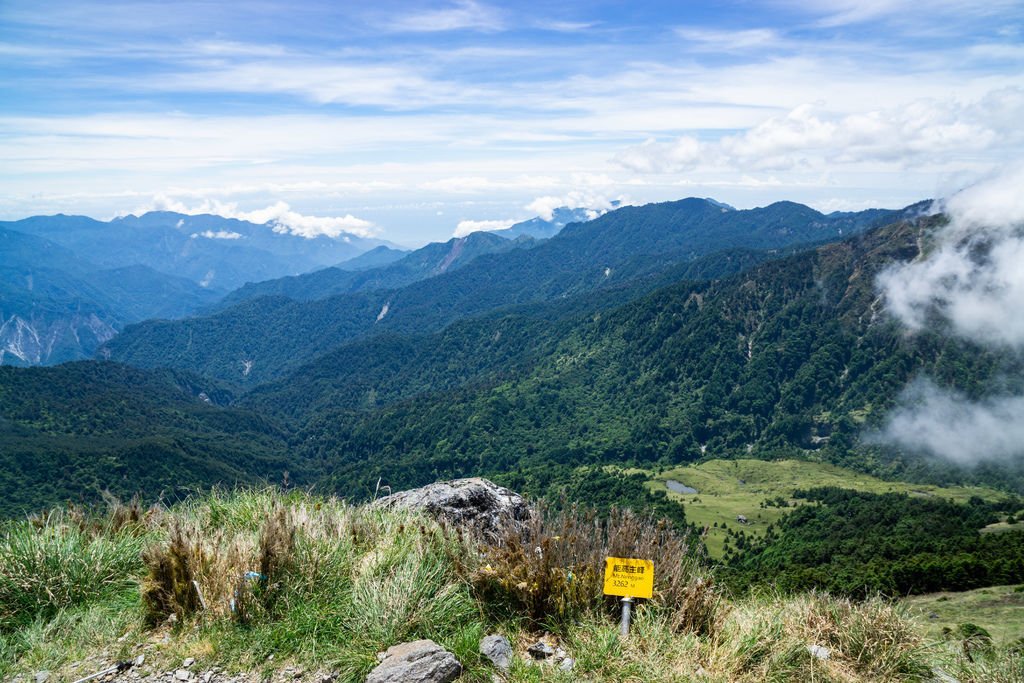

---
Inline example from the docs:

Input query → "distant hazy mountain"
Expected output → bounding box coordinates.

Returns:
[219,230,534,307]
[218,205,600,307]
[0,211,388,292]
[497,206,599,240]
[104,198,907,384]
[0,227,223,365]
[337,245,409,271]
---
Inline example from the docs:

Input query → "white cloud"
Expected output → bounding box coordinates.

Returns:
[615,90,1023,174]
[526,189,620,221]
[142,195,377,239]
[674,27,782,51]
[452,218,517,237]
[615,136,704,174]
[384,1,503,33]
[878,164,1024,349]
[191,229,242,240]
[871,378,1024,465]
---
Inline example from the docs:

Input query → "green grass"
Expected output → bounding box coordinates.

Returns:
[903,585,1024,647]
[636,459,1003,558]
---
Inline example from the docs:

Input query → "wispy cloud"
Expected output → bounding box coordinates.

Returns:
[776,0,1024,28]
[382,0,503,33]
[674,27,783,51]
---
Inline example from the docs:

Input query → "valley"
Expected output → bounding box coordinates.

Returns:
[637,458,1005,557]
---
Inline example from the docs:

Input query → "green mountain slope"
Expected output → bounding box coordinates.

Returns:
[0,362,291,516]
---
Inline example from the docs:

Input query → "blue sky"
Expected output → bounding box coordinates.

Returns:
[2,0,1022,245]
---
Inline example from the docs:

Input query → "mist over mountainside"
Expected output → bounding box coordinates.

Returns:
[102,198,909,385]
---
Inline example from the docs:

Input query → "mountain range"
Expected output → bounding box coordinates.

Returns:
[101,198,909,385]
[0,206,599,367]
[6,195,1008,519]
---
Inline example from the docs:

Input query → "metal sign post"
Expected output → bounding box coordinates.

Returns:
[603,557,654,638]
[619,596,634,637]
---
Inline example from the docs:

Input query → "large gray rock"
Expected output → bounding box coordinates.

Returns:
[365,640,461,683]
[480,634,512,670]
[373,478,530,538]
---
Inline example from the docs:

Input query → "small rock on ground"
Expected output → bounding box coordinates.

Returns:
[480,634,513,670]
[527,641,555,659]
[365,639,462,683]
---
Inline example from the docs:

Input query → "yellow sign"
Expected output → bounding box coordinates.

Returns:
[603,557,654,599]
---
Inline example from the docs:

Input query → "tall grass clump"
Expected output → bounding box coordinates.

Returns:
[137,491,485,681]
[0,507,150,631]
[473,503,720,634]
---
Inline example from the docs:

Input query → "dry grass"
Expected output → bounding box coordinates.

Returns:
[705,591,931,682]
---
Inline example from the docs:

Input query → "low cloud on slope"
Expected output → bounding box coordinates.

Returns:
[874,165,1024,464]
[871,378,1024,465]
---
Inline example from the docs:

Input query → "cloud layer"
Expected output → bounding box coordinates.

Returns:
[144,196,377,239]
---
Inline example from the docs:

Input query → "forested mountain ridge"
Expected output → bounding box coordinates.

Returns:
[4,211,1022,531]
[218,230,534,307]
[0,362,290,516]
[102,198,910,385]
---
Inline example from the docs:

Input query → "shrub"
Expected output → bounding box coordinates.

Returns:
[473,503,719,634]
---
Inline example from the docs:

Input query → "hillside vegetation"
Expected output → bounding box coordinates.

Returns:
[2,489,1020,683]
